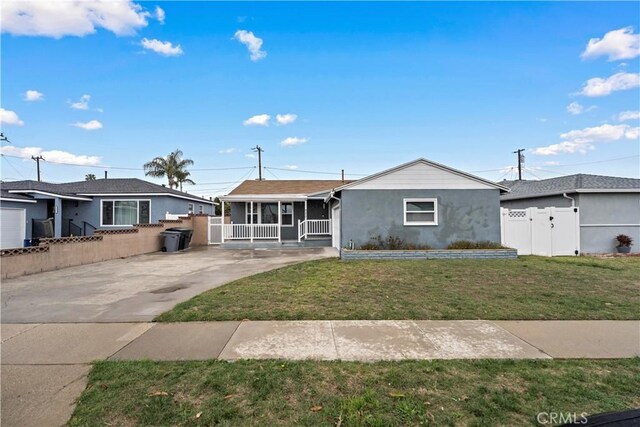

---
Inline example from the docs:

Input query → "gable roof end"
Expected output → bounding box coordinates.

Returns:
[311,158,510,195]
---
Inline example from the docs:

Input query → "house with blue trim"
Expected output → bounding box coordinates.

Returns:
[0,178,215,249]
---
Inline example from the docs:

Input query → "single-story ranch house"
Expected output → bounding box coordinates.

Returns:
[500,174,640,253]
[0,178,215,249]
[220,158,510,249]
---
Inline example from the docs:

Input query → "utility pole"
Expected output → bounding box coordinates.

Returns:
[513,149,525,181]
[31,155,44,182]
[252,145,264,180]
[341,169,345,182]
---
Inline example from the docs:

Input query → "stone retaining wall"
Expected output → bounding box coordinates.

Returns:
[341,249,518,260]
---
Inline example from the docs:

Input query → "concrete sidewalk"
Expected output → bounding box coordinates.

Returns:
[2,320,639,426]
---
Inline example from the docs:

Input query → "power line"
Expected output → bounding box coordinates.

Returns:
[264,166,368,177]
[1,156,27,179]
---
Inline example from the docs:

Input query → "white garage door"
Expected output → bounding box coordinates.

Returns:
[0,208,26,250]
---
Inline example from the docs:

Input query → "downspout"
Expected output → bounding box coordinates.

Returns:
[563,193,575,207]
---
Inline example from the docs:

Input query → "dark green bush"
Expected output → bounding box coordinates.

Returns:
[358,235,432,250]
[446,240,506,250]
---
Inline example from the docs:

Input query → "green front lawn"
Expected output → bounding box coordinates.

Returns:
[70,359,640,426]
[157,256,640,321]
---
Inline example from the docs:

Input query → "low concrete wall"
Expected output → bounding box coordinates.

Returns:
[341,249,518,260]
[0,216,208,279]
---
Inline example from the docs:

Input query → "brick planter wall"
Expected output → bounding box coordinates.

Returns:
[341,249,518,260]
[0,216,204,279]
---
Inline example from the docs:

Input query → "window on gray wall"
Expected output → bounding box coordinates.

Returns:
[281,203,293,226]
[101,200,150,226]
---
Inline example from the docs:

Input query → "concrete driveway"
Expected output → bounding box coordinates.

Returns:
[1,246,337,323]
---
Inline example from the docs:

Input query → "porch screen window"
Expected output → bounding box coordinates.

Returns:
[261,203,278,224]
[281,203,293,226]
[101,200,151,226]
[404,198,437,225]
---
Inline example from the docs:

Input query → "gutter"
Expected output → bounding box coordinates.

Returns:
[562,193,575,207]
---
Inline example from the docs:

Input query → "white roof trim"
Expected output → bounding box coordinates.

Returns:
[220,194,308,202]
[309,158,510,195]
[0,196,38,204]
[78,192,216,204]
[8,190,93,201]
[575,189,640,193]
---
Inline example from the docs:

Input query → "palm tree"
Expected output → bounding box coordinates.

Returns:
[143,149,194,189]
[174,169,195,191]
[85,174,96,181]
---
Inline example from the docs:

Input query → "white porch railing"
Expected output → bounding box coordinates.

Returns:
[222,224,280,242]
[298,219,332,242]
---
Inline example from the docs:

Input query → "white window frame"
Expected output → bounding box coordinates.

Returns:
[198,205,204,214]
[100,199,151,227]
[245,202,260,224]
[187,203,194,214]
[403,198,438,226]
[280,202,294,227]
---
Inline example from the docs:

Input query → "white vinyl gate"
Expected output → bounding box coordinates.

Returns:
[208,216,223,244]
[500,207,580,256]
[0,208,26,250]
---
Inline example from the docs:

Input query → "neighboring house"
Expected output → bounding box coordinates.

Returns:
[500,174,640,253]
[219,158,509,249]
[0,178,215,249]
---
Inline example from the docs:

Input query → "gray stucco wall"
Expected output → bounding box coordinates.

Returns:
[340,189,501,249]
[0,200,48,239]
[578,193,640,253]
[500,194,575,209]
[62,195,213,233]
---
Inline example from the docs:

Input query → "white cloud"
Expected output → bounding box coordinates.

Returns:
[245,153,256,159]
[532,123,639,155]
[219,148,237,154]
[1,0,153,38]
[243,114,270,126]
[233,30,266,61]
[0,108,25,126]
[72,120,103,130]
[284,165,298,170]
[1,145,101,166]
[543,161,560,166]
[24,90,44,102]
[566,102,596,115]
[581,27,640,61]
[579,72,640,97]
[281,137,308,147]
[536,118,548,123]
[141,38,183,56]
[618,111,640,122]
[155,6,165,25]
[275,113,298,125]
[70,94,91,110]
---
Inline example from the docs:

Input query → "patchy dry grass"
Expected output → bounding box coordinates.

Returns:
[157,256,640,321]
[69,359,640,426]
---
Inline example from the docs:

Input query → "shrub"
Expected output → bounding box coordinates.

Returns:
[446,240,506,250]
[358,235,432,250]
[616,234,633,247]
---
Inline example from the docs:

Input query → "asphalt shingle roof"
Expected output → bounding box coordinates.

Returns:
[500,174,640,200]
[0,179,214,203]
[229,180,353,195]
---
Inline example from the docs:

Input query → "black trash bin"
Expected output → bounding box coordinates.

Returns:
[166,227,193,250]
[160,230,182,252]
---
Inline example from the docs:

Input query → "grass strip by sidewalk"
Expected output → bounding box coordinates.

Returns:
[70,359,640,426]
[157,256,640,322]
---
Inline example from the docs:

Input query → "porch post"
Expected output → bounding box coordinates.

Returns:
[277,200,281,242]
[220,200,225,243]
[250,201,254,243]
[297,219,301,243]
[54,197,62,238]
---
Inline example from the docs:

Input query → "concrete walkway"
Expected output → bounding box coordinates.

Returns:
[2,320,638,427]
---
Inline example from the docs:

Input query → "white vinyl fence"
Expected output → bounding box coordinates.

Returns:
[500,207,580,256]
[208,216,223,244]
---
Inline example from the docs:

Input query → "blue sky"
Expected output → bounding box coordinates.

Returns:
[1,1,639,197]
